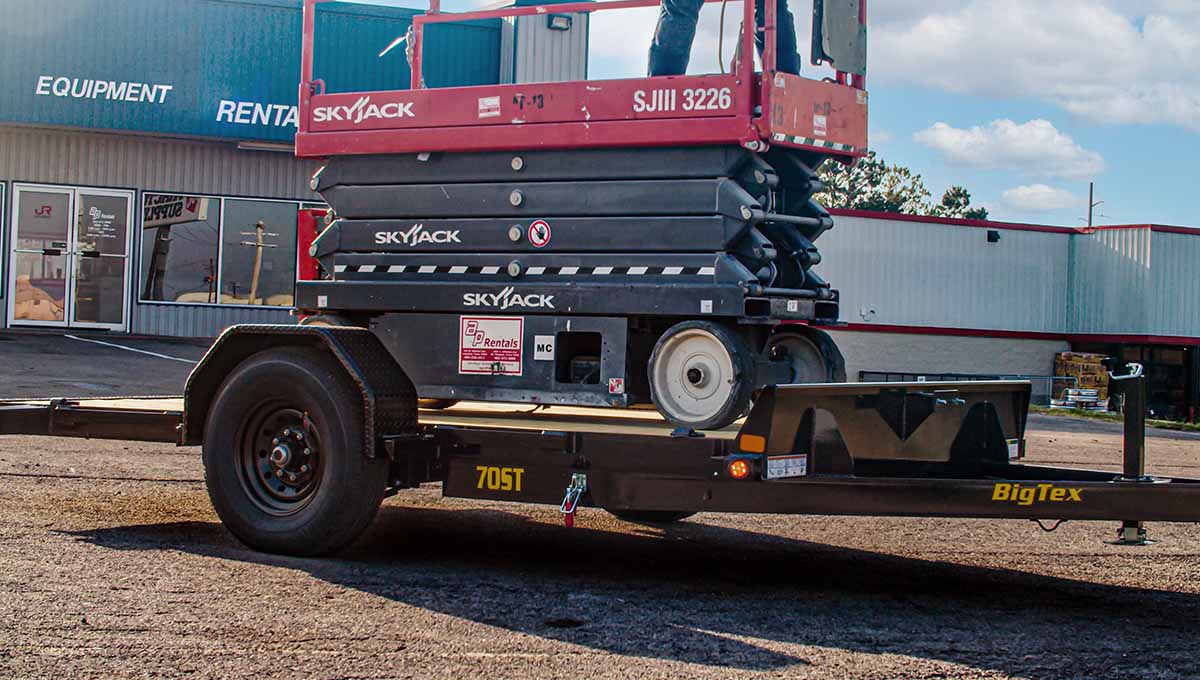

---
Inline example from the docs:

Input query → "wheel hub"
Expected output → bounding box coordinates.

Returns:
[238,407,322,514]
[652,328,738,423]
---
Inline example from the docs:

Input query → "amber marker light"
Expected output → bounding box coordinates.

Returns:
[728,458,752,480]
[739,434,766,453]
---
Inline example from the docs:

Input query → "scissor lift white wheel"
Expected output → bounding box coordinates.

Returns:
[648,321,755,430]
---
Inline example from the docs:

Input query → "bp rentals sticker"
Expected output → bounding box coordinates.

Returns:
[460,316,524,375]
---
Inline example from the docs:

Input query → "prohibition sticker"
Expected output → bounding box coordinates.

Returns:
[528,220,552,248]
[459,316,523,375]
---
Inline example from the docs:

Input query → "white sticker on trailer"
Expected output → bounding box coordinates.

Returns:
[534,334,555,361]
[766,454,808,479]
[459,316,524,375]
[1007,438,1021,459]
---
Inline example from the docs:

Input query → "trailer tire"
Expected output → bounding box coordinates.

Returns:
[203,347,388,556]
[648,321,755,430]
[606,509,696,524]
[766,329,845,384]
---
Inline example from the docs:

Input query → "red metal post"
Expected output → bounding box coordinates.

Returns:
[300,0,318,134]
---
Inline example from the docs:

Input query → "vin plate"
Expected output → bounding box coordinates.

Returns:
[766,455,808,479]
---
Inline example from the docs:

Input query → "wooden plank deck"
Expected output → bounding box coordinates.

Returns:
[1,398,741,440]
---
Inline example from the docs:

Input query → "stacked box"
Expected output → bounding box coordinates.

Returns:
[1054,352,1110,401]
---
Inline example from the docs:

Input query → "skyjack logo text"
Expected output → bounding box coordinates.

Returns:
[375,224,461,247]
[463,287,555,310]
[312,96,415,125]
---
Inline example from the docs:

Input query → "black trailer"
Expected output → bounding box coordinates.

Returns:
[1,324,1196,555]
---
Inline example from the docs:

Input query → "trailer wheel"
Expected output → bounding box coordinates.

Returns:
[202,347,388,556]
[607,509,696,524]
[648,321,755,430]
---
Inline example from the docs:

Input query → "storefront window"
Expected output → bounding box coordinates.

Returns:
[219,198,298,307]
[140,194,220,303]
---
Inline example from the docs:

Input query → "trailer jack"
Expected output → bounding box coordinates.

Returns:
[1108,362,1156,547]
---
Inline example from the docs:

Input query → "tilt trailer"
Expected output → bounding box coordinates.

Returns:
[0,333,1193,555]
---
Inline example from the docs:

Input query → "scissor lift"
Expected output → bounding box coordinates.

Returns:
[295,0,868,429]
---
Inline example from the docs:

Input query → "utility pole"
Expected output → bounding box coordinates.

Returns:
[1087,181,1104,228]
[240,220,278,305]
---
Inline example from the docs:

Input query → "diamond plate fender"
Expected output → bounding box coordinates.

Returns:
[182,324,417,457]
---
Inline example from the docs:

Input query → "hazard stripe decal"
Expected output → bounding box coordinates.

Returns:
[335,264,717,276]
[771,133,864,154]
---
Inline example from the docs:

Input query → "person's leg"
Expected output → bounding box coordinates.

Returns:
[648,0,705,76]
[754,0,801,75]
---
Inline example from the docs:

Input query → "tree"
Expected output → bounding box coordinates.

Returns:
[817,152,988,220]
[931,185,990,220]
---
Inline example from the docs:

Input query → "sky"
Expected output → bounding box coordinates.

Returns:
[360,0,1199,227]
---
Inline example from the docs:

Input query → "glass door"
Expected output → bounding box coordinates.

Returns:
[8,186,72,327]
[72,189,132,330]
[7,185,133,331]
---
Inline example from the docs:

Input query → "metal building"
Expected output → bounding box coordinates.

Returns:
[0,0,504,338]
[818,211,1200,419]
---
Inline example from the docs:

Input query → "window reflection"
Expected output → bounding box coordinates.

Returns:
[140,194,220,303]
[219,199,298,307]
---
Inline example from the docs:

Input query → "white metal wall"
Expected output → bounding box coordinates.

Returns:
[500,12,588,83]
[818,215,1071,333]
[1067,227,1153,335]
[1148,230,1200,338]
[0,125,315,336]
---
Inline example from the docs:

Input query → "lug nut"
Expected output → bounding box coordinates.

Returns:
[301,465,309,473]
[275,470,284,478]
[272,438,280,445]
[303,448,312,456]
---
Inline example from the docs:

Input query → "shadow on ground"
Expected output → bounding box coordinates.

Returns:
[69,504,1197,675]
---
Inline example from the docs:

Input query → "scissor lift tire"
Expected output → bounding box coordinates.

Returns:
[648,320,755,430]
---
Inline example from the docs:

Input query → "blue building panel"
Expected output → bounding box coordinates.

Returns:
[0,0,500,143]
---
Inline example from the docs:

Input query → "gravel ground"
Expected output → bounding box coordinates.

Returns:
[1,332,1199,679]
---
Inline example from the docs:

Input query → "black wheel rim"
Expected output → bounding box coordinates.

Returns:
[236,402,323,516]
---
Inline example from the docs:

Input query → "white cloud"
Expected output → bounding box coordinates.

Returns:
[914,119,1105,180]
[1000,184,1079,213]
[870,130,894,145]
[873,0,1200,131]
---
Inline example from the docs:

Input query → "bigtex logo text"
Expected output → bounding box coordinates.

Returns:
[991,483,1082,506]
[313,96,414,125]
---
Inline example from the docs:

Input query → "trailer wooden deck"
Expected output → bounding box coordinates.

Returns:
[0,397,741,443]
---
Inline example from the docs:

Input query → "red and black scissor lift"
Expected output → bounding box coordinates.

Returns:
[4,1,1198,558]
[296,0,869,431]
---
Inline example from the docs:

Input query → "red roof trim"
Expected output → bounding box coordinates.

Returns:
[829,209,1200,237]
[813,322,1200,347]
[828,209,1078,234]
